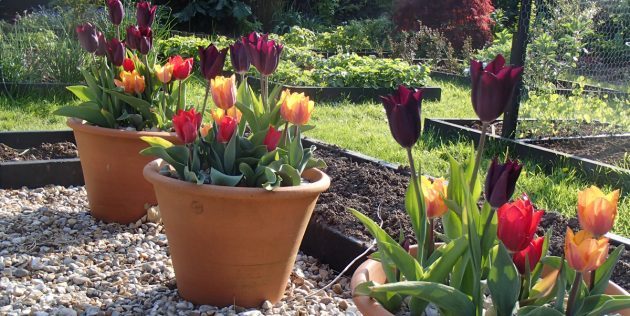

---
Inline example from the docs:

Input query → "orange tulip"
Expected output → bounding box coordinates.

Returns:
[211,75,237,110]
[200,123,213,138]
[211,107,242,124]
[114,70,145,94]
[154,63,174,84]
[421,176,448,218]
[280,89,314,126]
[577,186,619,236]
[564,228,609,273]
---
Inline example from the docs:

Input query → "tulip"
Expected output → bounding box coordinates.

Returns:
[243,32,283,76]
[497,195,544,252]
[421,176,448,218]
[154,63,173,84]
[263,126,282,151]
[106,38,125,67]
[565,228,609,273]
[123,58,135,72]
[114,70,145,94]
[199,44,228,81]
[76,23,99,53]
[578,186,620,237]
[138,27,152,55]
[280,90,314,126]
[211,107,242,124]
[512,236,544,274]
[216,115,237,143]
[106,0,124,26]
[380,85,423,148]
[125,25,141,50]
[170,55,193,80]
[172,109,202,144]
[136,1,157,28]
[470,54,523,122]
[485,157,522,208]
[95,32,107,56]
[230,41,250,74]
[210,75,237,110]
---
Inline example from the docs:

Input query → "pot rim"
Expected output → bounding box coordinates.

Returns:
[67,117,174,139]
[143,158,331,198]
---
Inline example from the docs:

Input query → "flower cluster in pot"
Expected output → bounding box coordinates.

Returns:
[55,0,196,131]
[140,32,326,188]
[352,54,628,315]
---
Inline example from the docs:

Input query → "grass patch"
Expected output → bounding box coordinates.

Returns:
[0,94,73,130]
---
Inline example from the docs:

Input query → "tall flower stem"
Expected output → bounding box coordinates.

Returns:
[142,54,152,96]
[428,218,435,255]
[200,81,211,119]
[161,82,168,125]
[470,122,489,190]
[281,121,290,147]
[590,267,596,291]
[116,25,120,41]
[566,273,583,316]
[177,80,183,111]
[406,147,427,265]
[261,74,269,112]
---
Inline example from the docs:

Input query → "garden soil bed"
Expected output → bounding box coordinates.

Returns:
[0,142,78,162]
[311,145,630,290]
[466,120,627,139]
[530,137,630,166]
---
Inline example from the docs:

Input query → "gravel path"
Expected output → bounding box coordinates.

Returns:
[0,186,359,316]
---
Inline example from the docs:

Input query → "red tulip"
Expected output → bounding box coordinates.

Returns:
[380,85,423,148]
[512,236,544,274]
[138,27,152,55]
[172,109,202,144]
[76,23,99,53]
[229,41,250,74]
[243,32,283,76]
[122,58,135,72]
[263,126,282,151]
[136,1,157,28]
[125,25,141,50]
[216,116,237,143]
[106,38,125,67]
[485,157,522,208]
[106,0,124,26]
[497,195,544,252]
[199,44,228,81]
[170,55,193,80]
[470,54,523,122]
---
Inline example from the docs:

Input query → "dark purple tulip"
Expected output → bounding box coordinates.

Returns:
[381,85,423,148]
[106,0,124,26]
[76,23,99,53]
[136,1,157,28]
[138,27,152,55]
[229,41,250,74]
[470,54,524,123]
[485,157,523,208]
[95,32,107,56]
[243,32,283,76]
[198,44,228,80]
[125,25,141,50]
[106,38,125,67]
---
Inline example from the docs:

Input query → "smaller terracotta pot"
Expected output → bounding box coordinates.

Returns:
[351,245,630,316]
[68,118,178,224]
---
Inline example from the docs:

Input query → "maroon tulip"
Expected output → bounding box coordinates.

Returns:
[263,126,282,151]
[106,38,125,67]
[512,236,544,274]
[76,23,99,53]
[125,25,141,50]
[173,109,202,144]
[497,195,544,252]
[243,32,283,76]
[470,54,523,122]
[138,27,152,55]
[381,85,423,148]
[136,1,157,28]
[485,157,523,208]
[106,0,124,26]
[229,41,250,74]
[198,44,228,81]
[95,32,107,56]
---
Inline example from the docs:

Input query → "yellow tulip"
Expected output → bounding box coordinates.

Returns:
[211,75,237,110]
[211,107,242,124]
[564,228,609,273]
[154,63,174,84]
[421,176,448,218]
[114,70,145,94]
[577,186,619,236]
[280,89,314,126]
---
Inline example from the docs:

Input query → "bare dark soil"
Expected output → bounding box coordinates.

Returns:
[0,142,78,161]
[467,120,626,139]
[530,137,630,167]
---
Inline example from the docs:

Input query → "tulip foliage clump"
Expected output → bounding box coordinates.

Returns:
[140,33,325,188]
[352,55,629,315]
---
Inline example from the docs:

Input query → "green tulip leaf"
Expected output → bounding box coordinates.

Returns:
[354,281,403,313]
[139,146,186,179]
[578,295,630,316]
[209,168,243,186]
[590,245,623,296]
[424,237,467,283]
[53,104,112,128]
[107,90,153,119]
[67,85,98,102]
[277,164,301,186]
[517,306,564,316]
[488,243,521,316]
[140,136,174,148]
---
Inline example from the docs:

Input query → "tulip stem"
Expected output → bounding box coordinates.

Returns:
[142,54,152,97]
[116,25,120,42]
[470,122,488,191]
[589,270,596,291]
[406,147,426,265]
[428,218,435,255]
[161,82,168,127]
[177,80,183,111]
[261,74,269,112]
[200,82,211,122]
[566,273,583,316]
[282,121,290,147]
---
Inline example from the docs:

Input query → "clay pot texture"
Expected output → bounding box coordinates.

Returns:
[68,118,178,224]
[143,159,331,307]
[351,245,630,316]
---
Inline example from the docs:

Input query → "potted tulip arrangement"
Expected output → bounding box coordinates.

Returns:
[350,55,629,315]
[140,33,329,308]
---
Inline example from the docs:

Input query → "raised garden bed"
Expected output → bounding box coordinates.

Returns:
[424,118,630,192]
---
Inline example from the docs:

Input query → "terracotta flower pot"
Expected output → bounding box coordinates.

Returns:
[68,118,178,224]
[143,159,331,307]
[351,245,630,316]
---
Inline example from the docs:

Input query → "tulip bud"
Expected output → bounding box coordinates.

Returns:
[136,1,157,28]
[138,27,152,55]
[380,85,423,148]
[154,63,173,84]
[470,54,523,123]
[280,90,314,126]
[123,58,135,72]
[216,116,237,143]
[497,195,544,252]
[211,75,237,111]
[169,55,193,80]
[172,109,202,144]
[106,38,125,67]
[243,32,283,76]
[263,126,282,151]
[230,41,250,74]
[95,32,107,56]
[211,107,241,124]
[421,176,449,218]
[577,186,619,237]
[106,0,124,26]
[76,23,99,53]
[512,236,544,274]
[485,157,522,208]
[114,70,145,94]
[565,228,609,273]
[125,25,141,50]
[199,44,228,81]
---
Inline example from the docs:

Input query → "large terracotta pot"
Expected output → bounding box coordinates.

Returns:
[68,118,178,224]
[143,159,331,307]
[351,245,630,316]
